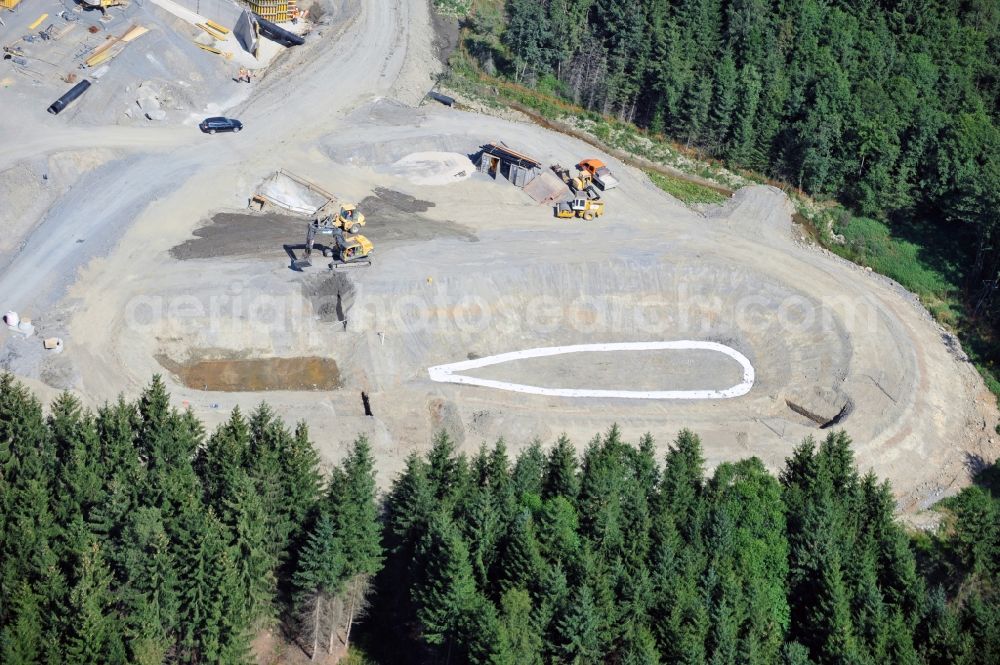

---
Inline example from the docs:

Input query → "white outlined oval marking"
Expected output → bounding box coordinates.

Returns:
[427,341,755,399]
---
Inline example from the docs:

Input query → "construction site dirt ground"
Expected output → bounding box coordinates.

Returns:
[1,0,997,513]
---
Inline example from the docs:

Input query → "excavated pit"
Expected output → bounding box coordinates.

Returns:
[157,355,340,392]
[301,272,356,323]
[340,253,915,443]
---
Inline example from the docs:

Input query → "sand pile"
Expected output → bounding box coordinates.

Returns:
[388,152,474,186]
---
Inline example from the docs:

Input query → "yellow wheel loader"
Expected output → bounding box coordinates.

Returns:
[554,196,605,221]
[335,203,365,234]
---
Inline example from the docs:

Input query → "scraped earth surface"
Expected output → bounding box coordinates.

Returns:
[462,349,747,393]
[0,0,996,512]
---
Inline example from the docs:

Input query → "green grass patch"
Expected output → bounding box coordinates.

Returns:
[431,0,472,16]
[647,171,727,206]
[830,214,960,324]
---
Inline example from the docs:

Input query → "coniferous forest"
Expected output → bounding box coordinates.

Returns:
[1,374,1000,664]
[460,0,1000,345]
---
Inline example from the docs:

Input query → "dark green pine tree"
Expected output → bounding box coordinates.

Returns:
[410,511,478,650]
[706,573,739,665]
[631,433,660,501]
[537,561,571,660]
[543,434,580,501]
[883,610,920,665]
[917,586,971,665]
[857,472,922,622]
[48,394,105,532]
[658,429,706,545]
[243,403,293,561]
[577,427,628,557]
[0,583,44,665]
[503,0,551,83]
[243,406,323,568]
[0,375,54,583]
[813,548,861,665]
[512,439,546,500]
[327,436,383,651]
[223,470,277,627]
[173,502,249,664]
[461,593,514,665]
[499,588,543,665]
[63,539,125,665]
[554,584,601,664]
[116,506,179,665]
[535,496,581,568]
[293,512,346,660]
[427,430,465,505]
[196,407,250,509]
[486,440,518,524]
[136,376,202,476]
[281,421,323,547]
[709,51,739,149]
[850,542,888,661]
[499,509,546,595]
[91,397,145,545]
[960,591,1000,665]
[621,624,661,665]
[458,484,503,590]
[948,486,998,576]
[375,451,435,657]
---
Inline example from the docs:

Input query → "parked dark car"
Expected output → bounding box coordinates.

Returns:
[199,117,243,134]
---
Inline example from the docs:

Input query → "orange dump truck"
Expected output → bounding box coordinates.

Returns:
[576,158,620,191]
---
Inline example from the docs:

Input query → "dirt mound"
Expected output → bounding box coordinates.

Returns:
[170,211,304,260]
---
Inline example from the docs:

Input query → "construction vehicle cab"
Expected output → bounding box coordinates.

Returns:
[550,164,600,199]
[336,203,365,234]
[331,234,373,268]
[302,223,373,269]
[80,0,129,13]
[554,197,605,220]
[576,158,620,191]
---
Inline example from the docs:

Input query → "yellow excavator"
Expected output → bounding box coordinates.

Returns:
[554,196,605,220]
[80,0,129,13]
[301,223,373,269]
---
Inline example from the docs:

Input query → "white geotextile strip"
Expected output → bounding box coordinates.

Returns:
[427,341,755,399]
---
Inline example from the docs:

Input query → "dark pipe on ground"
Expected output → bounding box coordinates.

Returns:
[426,90,455,107]
[254,16,305,47]
[47,80,91,115]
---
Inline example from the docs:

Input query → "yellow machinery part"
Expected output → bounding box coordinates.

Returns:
[121,25,148,42]
[197,23,226,41]
[194,42,223,55]
[85,48,115,67]
[205,19,230,34]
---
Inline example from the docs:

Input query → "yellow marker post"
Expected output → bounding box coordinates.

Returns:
[28,13,48,30]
